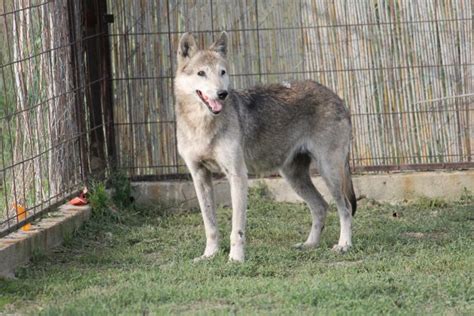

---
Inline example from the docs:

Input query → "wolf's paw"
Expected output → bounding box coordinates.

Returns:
[193,246,219,263]
[293,242,318,250]
[228,255,244,263]
[229,247,245,263]
[331,244,351,253]
[192,253,216,263]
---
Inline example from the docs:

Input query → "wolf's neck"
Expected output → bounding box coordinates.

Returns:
[175,98,222,135]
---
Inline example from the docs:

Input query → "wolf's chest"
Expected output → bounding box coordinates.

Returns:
[177,128,219,161]
[178,138,222,173]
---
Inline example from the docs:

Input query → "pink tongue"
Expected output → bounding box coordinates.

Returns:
[207,99,222,112]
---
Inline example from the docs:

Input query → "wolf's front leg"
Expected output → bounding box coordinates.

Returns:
[189,164,219,261]
[228,171,248,262]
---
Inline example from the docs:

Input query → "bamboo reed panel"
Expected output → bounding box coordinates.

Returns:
[107,0,473,177]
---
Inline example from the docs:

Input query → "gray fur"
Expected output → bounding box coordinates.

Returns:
[174,32,356,262]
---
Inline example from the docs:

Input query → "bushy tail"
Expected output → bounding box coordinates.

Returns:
[344,158,357,216]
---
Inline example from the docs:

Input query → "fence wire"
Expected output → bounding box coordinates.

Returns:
[108,0,473,178]
[0,0,112,237]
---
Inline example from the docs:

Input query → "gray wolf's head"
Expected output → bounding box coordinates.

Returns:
[175,32,229,115]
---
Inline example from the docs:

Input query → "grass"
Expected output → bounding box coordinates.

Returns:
[0,187,473,315]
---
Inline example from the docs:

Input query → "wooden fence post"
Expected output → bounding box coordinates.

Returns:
[83,0,115,176]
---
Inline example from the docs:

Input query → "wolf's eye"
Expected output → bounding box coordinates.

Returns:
[221,70,226,76]
[197,71,205,77]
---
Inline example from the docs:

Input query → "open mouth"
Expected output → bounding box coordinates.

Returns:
[196,90,223,115]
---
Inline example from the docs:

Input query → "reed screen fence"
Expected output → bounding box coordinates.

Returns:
[109,0,472,178]
[1,0,472,236]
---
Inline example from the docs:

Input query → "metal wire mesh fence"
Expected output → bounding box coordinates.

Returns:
[108,0,472,179]
[1,0,473,236]
[0,0,113,237]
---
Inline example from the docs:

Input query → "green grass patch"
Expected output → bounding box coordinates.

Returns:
[0,189,473,315]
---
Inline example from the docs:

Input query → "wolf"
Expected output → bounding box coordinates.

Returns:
[174,32,356,262]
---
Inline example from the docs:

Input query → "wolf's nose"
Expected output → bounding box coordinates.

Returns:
[217,90,228,100]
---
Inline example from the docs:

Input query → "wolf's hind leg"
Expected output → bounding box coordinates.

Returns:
[280,153,328,249]
[318,156,353,252]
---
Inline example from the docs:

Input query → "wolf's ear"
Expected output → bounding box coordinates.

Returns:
[209,32,227,57]
[177,33,198,66]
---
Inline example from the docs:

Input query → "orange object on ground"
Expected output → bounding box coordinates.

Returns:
[69,191,88,206]
[14,204,31,231]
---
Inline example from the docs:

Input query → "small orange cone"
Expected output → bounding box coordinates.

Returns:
[14,204,31,231]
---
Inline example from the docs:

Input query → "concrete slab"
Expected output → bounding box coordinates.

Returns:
[132,170,474,208]
[0,205,91,279]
